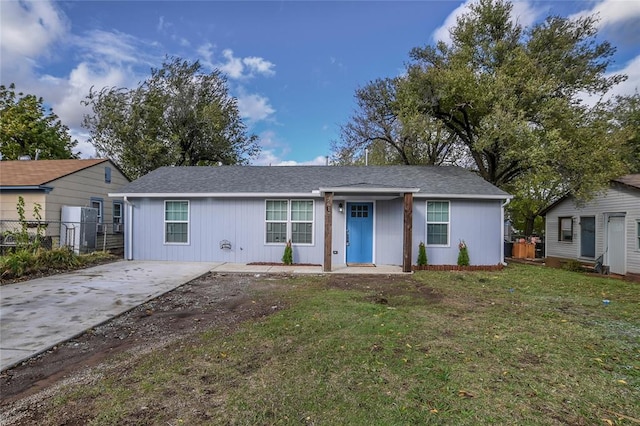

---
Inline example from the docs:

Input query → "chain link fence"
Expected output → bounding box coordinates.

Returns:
[0,220,124,255]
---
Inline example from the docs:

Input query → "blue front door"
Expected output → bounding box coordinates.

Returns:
[346,202,373,264]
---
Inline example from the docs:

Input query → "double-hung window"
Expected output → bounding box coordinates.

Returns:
[426,201,449,246]
[265,200,314,244]
[113,201,123,233]
[165,201,189,244]
[266,200,288,243]
[91,198,104,233]
[558,217,573,242]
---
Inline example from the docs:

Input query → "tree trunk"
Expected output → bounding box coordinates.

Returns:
[523,214,537,237]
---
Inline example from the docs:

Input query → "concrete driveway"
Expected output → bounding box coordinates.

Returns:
[0,261,215,371]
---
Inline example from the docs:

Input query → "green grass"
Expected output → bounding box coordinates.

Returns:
[37,264,639,425]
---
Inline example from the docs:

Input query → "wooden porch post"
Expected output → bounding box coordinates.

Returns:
[402,192,413,273]
[324,192,333,272]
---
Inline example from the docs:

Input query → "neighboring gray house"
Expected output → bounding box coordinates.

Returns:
[542,174,640,278]
[110,165,512,272]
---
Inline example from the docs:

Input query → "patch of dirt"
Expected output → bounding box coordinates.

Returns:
[0,272,433,425]
[0,273,287,404]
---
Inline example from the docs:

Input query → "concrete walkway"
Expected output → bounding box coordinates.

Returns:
[0,261,406,371]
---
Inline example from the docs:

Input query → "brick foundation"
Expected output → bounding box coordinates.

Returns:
[412,264,504,272]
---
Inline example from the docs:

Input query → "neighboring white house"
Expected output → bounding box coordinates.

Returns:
[110,165,512,272]
[542,174,640,278]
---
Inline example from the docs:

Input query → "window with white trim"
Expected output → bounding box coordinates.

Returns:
[265,199,314,244]
[91,198,104,233]
[113,202,123,233]
[426,201,449,246]
[165,201,189,244]
[558,217,573,242]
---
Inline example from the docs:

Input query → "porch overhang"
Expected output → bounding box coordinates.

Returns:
[318,186,420,195]
[321,188,416,274]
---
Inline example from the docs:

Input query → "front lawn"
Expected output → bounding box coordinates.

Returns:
[17,264,640,424]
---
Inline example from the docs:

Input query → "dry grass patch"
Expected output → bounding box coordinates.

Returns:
[5,264,639,425]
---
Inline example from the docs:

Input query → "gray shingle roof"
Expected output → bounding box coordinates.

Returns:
[111,165,510,198]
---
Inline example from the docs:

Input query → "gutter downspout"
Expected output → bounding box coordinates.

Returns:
[124,196,134,260]
[501,198,511,266]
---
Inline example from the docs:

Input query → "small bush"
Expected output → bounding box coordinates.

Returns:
[37,247,80,270]
[1,249,36,278]
[282,240,293,265]
[78,251,117,265]
[457,240,470,266]
[562,259,584,272]
[417,242,427,266]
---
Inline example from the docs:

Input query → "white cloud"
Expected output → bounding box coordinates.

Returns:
[432,1,469,44]
[252,151,327,166]
[612,54,640,96]
[569,0,640,28]
[73,30,157,67]
[432,0,541,44]
[0,0,68,59]
[197,42,216,68]
[214,48,275,79]
[236,90,275,123]
[251,131,327,166]
[276,156,328,166]
[243,56,276,76]
[218,49,245,79]
[0,0,69,88]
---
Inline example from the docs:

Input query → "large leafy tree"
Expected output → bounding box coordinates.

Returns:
[0,84,78,160]
[332,77,464,166]
[83,57,260,179]
[611,93,640,173]
[402,0,630,234]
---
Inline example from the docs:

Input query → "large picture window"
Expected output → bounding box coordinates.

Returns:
[265,199,314,244]
[426,201,449,246]
[558,217,573,242]
[165,201,189,244]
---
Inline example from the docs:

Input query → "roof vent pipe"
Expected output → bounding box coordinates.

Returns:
[365,147,369,166]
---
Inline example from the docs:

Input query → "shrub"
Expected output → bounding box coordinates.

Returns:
[1,249,36,278]
[457,240,470,266]
[282,240,293,265]
[562,259,584,272]
[417,242,428,266]
[36,247,80,270]
[78,251,117,266]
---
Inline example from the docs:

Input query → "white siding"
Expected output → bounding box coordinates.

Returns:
[545,185,640,274]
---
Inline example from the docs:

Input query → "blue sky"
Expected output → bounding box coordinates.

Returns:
[1,1,639,165]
